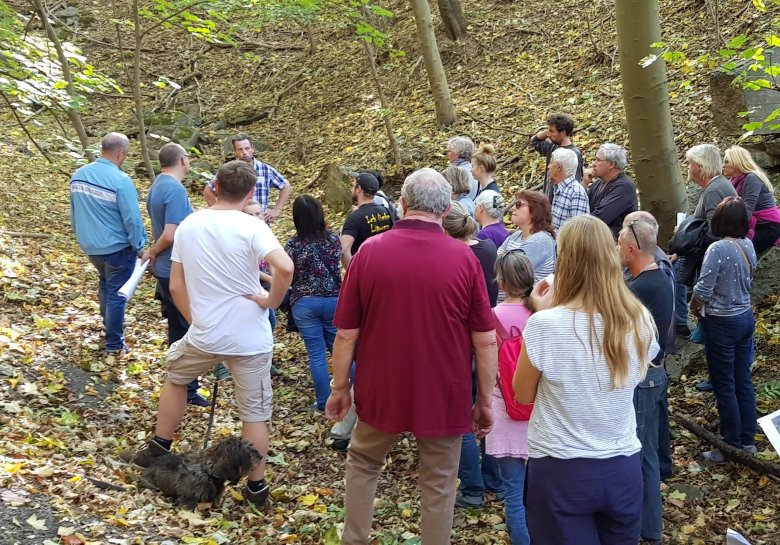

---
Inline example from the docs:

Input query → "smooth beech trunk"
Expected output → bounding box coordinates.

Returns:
[616,0,687,245]
[409,0,456,126]
[438,0,467,41]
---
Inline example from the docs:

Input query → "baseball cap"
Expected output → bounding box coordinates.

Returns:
[354,172,380,195]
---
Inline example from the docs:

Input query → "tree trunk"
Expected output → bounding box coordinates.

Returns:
[437,0,467,41]
[409,0,457,126]
[362,41,403,174]
[615,0,687,246]
[30,0,95,162]
[306,22,318,55]
[132,0,155,182]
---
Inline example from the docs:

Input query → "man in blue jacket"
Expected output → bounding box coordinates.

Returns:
[70,133,147,354]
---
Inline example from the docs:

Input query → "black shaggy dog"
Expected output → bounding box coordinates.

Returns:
[140,436,261,508]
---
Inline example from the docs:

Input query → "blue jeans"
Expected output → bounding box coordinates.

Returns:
[291,296,337,410]
[672,258,688,326]
[88,247,135,351]
[634,366,667,541]
[495,457,530,545]
[658,383,672,478]
[458,433,505,505]
[701,311,757,447]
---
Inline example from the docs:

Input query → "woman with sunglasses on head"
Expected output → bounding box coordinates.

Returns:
[497,190,556,282]
[475,189,510,248]
[723,145,780,254]
[691,197,758,463]
[514,214,657,545]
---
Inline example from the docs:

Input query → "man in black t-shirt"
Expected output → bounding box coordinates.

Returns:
[530,113,584,204]
[618,220,673,545]
[340,172,394,268]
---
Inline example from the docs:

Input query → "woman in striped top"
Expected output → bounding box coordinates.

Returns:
[513,215,657,545]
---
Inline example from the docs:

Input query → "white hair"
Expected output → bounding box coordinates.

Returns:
[447,136,476,160]
[598,143,628,170]
[550,148,579,178]
[686,144,722,179]
[402,168,452,216]
[474,189,505,219]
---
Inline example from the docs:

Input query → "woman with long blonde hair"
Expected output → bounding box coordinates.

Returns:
[723,145,780,253]
[513,215,657,544]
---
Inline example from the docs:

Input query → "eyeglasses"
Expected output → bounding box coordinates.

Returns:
[513,201,528,209]
[593,157,609,163]
[626,220,642,250]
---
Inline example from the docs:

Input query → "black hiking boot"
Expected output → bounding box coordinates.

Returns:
[120,439,170,468]
[244,483,270,509]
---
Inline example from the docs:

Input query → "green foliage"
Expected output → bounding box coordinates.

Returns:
[641,1,780,136]
[0,1,119,114]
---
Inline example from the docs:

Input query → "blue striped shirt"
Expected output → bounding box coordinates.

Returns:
[552,175,590,232]
[209,157,288,211]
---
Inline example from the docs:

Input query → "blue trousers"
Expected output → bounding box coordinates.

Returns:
[157,277,199,397]
[291,296,337,410]
[526,454,642,545]
[495,457,530,545]
[634,366,667,541]
[88,247,135,351]
[672,258,688,326]
[701,311,757,447]
[458,433,505,506]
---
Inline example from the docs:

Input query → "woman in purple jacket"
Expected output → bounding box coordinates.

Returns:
[723,145,780,254]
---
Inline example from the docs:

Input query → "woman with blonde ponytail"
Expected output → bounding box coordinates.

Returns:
[723,145,780,253]
[472,143,500,196]
[513,215,658,544]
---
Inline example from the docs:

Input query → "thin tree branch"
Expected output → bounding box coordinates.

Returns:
[0,91,53,163]
[140,0,211,39]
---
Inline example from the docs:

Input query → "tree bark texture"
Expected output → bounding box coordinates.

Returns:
[437,0,467,41]
[132,0,156,182]
[409,0,457,126]
[31,0,95,162]
[362,41,403,174]
[615,0,687,246]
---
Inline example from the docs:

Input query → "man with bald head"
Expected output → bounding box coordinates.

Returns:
[618,219,673,545]
[141,143,207,405]
[70,132,147,354]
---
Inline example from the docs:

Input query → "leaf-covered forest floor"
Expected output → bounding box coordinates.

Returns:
[1,0,780,543]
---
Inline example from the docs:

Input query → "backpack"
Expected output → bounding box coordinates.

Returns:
[493,309,534,421]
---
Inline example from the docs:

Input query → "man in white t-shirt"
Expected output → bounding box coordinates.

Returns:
[126,160,294,508]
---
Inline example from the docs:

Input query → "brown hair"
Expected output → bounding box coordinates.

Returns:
[711,196,749,238]
[215,160,257,202]
[516,190,554,237]
[495,250,534,303]
[442,201,478,240]
[472,143,497,174]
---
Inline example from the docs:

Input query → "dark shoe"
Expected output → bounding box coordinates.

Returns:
[331,438,349,452]
[660,470,673,481]
[187,392,211,407]
[454,492,482,509]
[695,380,713,392]
[640,539,662,545]
[308,402,325,413]
[244,483,270,509]
[742,445,758,455]
[676,324,692,339]
[270,365,282,377]
[122,439,170,468]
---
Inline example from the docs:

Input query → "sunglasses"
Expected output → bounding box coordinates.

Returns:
[626,220,642,250]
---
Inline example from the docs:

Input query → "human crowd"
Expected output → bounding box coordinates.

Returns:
[67,113,780,545]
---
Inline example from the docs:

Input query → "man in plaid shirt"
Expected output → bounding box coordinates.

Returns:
[204,133,291,223]
[549,147,590,232]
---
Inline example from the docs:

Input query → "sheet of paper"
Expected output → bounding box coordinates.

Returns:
[676,212,686,227]
[118,258,149,301]
[758,407,780,455]
[727,529,752,545]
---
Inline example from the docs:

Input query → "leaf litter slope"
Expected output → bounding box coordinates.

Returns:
[1,0,780,542]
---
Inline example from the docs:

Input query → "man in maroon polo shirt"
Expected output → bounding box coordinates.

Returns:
[325,168,497,545]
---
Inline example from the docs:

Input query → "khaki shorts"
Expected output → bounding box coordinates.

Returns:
[165,337,273,423]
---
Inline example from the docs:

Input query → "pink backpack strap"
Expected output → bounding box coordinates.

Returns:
[491,308,511,341]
